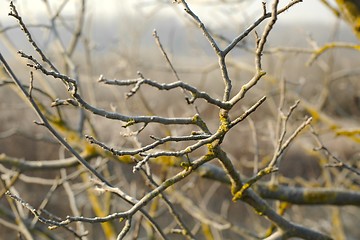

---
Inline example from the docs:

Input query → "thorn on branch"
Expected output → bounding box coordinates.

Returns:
[85,135,95,143]
[98,74,105,82]
[262,1,267,15]
[33,120,45,126]
[28,71,34,98]
[150,135,161,141]
[127,79,144,98]
[51,98,79,107]
[137,71,145,79]
[185,94,196,104]
[133,155,151,173]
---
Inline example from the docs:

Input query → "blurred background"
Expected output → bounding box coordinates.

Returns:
[0,0,357,58]
[1,0,360,239]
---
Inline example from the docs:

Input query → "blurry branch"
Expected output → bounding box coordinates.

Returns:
[0,204,63,240]
[5,191,87,239]
[234,117,313,200]
[0,164,79,186]
[0,153,87,171]
[269,111,311,169]
[329,67,360,81]
[307,42,360,66]
[236,189,332,240]
[0,172,20,198]
[269,79,299,169]
[254,184,360,206]
[79,172,116,239]
[0,53,112,185]
[20,49,200,126]
[263,46,314,54]
[231,1,309,198]
[0,22,21,55]
[2,158,168,239]
[172,191,260,239]
[137,167,195,239]
[85,133,212,170]
[2,150,358,206]
[52,154,216,232]
[334,0,360,39]
[246,115,260,174]
[220,38,360,68]
[320,0,341,17]
[300,97,360,143]
[311,126,360,176]
[0,24,51,34]
[335,128,360,143]
[66,0,86,56]
[320,0,360,39]
[41,0,84,74]
[0,79,64,119]
[214,29,360,68]
[6,195,34,239]
[197,162,360,206]
[9,2,58,72]
[2,0,355,239]
[153,29,199,111]
[153,30,181,81]
[31,179,61,229]
[178,0,220,55]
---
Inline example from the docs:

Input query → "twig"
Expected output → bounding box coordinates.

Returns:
[86,133,210,158]
[132,131,223,172]
[307,42,360,66]
[67,0,86,56]
[19,51,198,125]
[229,96,267,128]
[179,0,232,101]
[268,116,312,169]
[61,170,89,239]
[0,53,111,187]
[116,217,132,240]
[98,75,230,109]
[60,154,215,225]
[8,1,58,72]
[0,153,92,171]
[5,191,85,238]
[153,30,181,81]
[139,167,196,239]
[311,126,360,176]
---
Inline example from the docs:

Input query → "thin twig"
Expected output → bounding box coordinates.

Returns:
[0,53,111,187]
[311,126,360,176]
[8,1,58,72]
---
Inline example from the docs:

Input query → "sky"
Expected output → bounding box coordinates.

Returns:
[0,0,337,25]
[0,0,352,59]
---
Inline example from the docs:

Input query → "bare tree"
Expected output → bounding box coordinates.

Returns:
[0,0,359,239]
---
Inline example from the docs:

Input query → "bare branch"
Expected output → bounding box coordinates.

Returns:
[99,75,230,109]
